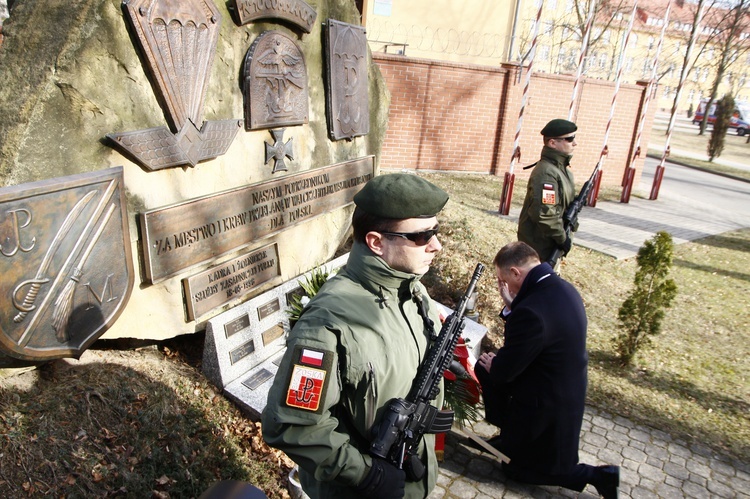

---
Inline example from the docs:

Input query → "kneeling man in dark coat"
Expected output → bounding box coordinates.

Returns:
[474,241,620,499]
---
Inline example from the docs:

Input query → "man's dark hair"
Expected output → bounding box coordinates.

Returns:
[352,207,401,243]
[493,241,540,269]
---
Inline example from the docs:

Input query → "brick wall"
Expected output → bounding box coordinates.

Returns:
[374,53,657,190]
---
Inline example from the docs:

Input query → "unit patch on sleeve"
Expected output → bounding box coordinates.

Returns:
[284,345,333,413]
[542,183,556,205]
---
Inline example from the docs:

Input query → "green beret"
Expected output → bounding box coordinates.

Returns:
[353,173,449,219]
[540,119,577,138]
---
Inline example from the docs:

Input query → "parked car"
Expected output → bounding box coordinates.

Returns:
[692,99,750,136]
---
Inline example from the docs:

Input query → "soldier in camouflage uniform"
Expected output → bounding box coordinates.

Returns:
[517,119,578,264]
[262,174,448,499]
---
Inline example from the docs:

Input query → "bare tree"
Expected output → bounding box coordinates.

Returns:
[697,0,750,134]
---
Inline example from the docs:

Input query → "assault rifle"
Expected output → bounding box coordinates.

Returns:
[548,164,599,268]
[370,263,485,481]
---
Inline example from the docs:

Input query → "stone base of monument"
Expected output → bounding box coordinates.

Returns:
[202,253,488,420]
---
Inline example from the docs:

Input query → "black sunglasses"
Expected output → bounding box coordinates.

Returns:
[381,225,440,246]
[557,135,575,142]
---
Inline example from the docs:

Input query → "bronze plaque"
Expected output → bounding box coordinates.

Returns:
[233,0,317,33]
[183,243,280,321]
[325,19,370,140]
[241,368,274,390]
[261,322,285,346]
[224,313,251,338]
[122,0,221,131]
[0,168,134,362]
[230,339,256,364]
[140,156,374,283]
[244,31,309,130]
[257,298,280,320]
[109,0,241,170]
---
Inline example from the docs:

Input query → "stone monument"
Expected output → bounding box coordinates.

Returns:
[0,0,390,364]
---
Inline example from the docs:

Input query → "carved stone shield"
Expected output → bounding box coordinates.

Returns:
[324,19,370,140]
[0,167,134,363]
[244,31,309,130]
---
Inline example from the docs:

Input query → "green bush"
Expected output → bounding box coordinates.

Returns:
[614,231,678,366]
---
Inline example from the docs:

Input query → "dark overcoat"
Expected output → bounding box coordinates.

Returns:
[487,262,588,475]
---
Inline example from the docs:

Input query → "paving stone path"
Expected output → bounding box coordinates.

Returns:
[429,407,750,498]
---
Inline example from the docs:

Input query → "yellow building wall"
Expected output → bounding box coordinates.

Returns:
[361,0,518,66]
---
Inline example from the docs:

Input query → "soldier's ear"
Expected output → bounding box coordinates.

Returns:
[365,231,385,256]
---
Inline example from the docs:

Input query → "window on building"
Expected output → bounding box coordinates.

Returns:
[599,52,607,68]
[648,36,654,51]
[540,45,550,61]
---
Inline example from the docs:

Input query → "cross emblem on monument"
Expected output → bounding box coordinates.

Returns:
[264,128,294,173]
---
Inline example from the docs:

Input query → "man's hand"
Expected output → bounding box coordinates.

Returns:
[478,352,496,373]
[498,280,514,309]
[355,458,406,498]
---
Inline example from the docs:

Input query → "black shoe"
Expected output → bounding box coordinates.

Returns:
[592,465,620,499]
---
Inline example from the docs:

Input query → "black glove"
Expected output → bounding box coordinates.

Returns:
[559,235,572,256]
[355,458,406,498]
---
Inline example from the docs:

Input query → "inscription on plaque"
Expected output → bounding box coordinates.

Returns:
[258,298,280,320]
[141,156,374,283]
[325,20,370,140]
[261,322,285,346]
[242,368,275,391]
[233,0,317,33]
[224,313,251,338]
[244,31,309,130]
[183,244,280,321]
[230,339,256,365]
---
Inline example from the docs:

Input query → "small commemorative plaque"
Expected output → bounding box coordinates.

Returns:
[183,243,280,321]
[261,322,285,346]
[141,156,374,282]
[242,368,274,391]
[230,339,256,365]
[257,298,280,320]
[224,313,251,338]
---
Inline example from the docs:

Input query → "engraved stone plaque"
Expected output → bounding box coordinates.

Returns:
[325,19,370,140]
[140,156,374,283]
[0,167,134,363]
[183,243,281,321]
[233,0,317,33]
[244,31,309,130]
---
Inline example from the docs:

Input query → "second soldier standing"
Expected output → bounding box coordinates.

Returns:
[517,118,579,264]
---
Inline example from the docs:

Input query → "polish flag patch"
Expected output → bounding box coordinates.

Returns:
[542,185,556,205]
[300,348,324,367]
